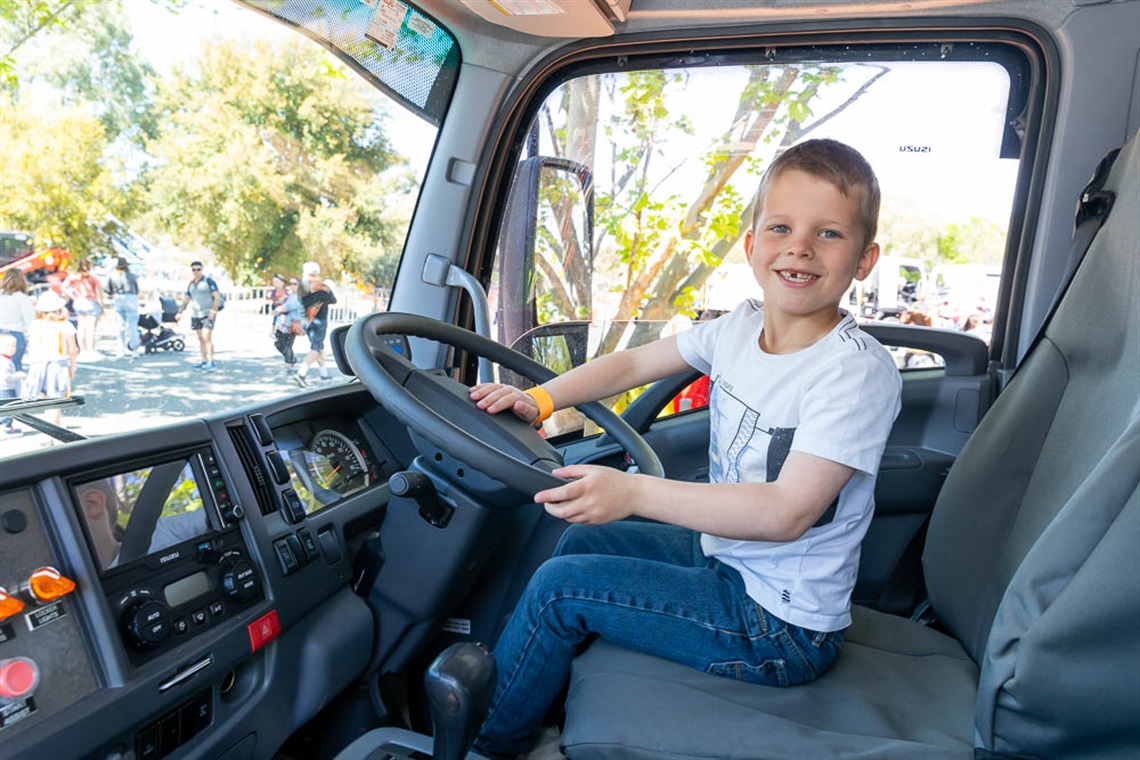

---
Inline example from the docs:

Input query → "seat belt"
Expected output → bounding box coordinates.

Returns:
[1002,147,1121,389]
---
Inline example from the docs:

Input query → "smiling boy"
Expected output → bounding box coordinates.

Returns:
[470,139,903,757]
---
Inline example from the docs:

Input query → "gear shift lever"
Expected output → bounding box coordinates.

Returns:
[424,642,497,760]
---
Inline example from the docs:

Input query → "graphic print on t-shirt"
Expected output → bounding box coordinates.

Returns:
[708,378,837,527]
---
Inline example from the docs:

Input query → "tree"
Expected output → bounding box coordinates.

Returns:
[145,37,406,283]
[0,92,135,256]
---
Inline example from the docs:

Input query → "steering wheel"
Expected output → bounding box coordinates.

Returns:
[345,313,663,500]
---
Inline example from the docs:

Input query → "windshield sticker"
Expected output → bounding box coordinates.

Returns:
[366,0,408,50]
[407,13,436,38]
[489,0,565,15]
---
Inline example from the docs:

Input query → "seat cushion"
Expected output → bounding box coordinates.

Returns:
[562,606,977,760]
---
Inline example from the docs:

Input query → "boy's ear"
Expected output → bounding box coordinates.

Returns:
[743,228,755,263]
[853,242,880,281]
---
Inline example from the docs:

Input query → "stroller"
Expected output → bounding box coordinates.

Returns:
[138,296,186,353]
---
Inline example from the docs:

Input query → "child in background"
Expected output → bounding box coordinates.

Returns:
[272,277,305,374]
[23,290,79,429]
[0,332,24,434]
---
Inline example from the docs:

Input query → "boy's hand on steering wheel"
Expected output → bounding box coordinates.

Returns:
[470,382,541,424]
[535,464,639,525]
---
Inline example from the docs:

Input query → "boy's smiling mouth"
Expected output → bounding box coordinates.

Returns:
[776,269,818,284]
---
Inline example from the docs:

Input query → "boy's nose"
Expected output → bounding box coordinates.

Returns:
[786,235,814,257]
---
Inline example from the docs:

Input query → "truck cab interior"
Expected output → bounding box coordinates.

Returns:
[0,1,1137,759]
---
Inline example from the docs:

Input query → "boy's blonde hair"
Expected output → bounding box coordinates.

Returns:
[756,139,881,247]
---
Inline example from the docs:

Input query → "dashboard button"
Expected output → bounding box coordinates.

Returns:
[136,724,160,760]
[248,610,280,653]
[266,451,290,485]
[159,713,181,756]
[191,609,207,626]
[173,618,189,635]
[209,601,225,617]
[0,657,39,702]
[286,534,306,566]
[317,528,342,564]
[296,529,320,562]
[273,540,298,575]
[123,599,172,649]
[0,587,24,622]
[28,566,76,602]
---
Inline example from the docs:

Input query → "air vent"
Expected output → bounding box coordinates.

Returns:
[229,424,277,517]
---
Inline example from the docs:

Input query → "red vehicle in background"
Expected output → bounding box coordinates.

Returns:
[0,232,71,284]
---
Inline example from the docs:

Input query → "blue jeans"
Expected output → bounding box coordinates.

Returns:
[113,294,139,352]
[473,522,846,756]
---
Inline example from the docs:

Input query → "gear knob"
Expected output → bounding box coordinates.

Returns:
[424,642,497,760]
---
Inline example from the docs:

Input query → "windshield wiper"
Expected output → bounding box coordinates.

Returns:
[0,397,87,443]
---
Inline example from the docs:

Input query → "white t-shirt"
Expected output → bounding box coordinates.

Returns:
[676,299,902,631]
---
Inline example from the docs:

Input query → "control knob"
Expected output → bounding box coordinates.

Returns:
[221,558,261,601]
[123,598,172,650]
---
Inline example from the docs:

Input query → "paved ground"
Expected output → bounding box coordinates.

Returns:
[0,315,353,458]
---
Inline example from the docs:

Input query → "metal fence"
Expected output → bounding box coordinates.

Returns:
[223,286,386,325]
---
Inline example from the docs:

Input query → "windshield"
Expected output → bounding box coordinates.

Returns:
[0,0,445,458]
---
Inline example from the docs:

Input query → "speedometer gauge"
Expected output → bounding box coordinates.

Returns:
[309,429,370,495]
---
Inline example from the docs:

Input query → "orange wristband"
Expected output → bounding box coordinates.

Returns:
[524,386,555,424]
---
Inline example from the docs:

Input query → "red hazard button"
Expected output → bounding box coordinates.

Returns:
[247,610,280,653]
[0,657,40,702]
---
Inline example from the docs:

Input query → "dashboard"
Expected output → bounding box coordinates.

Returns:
[0,384,411,760]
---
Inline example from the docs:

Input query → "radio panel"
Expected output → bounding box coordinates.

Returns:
[69,447,264,666]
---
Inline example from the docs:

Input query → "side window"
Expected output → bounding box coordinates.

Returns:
[491,54,1020,437]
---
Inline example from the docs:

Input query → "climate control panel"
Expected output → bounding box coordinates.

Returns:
[104,530,264,665]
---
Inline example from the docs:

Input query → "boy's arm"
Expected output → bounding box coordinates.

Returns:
[471,336,691,423]
[537,451,855,543]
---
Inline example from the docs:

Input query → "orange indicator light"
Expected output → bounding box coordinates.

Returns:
[28,567,76,603]
[0,588,24,622]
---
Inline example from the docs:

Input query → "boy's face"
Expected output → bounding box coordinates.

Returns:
[746,169,879,327]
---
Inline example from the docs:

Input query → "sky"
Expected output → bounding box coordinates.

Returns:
[126,0,438,169]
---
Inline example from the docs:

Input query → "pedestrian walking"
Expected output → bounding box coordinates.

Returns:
[0,269,35,371]
[64,258,105,360]
[295,262,336,386]
[271,275,305,373]
[22,290,78,430]
[177,261,222,371]
[102,257,140,358]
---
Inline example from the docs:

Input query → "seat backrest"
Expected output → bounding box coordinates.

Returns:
[921,129,1140,757]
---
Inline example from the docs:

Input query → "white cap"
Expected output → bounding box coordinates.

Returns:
[302,261,320,277]
[35,290,68,313]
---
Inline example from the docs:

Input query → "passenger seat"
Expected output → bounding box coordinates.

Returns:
[561,129,1140,759]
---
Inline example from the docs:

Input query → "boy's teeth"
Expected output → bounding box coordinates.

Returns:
[781,271,814,282]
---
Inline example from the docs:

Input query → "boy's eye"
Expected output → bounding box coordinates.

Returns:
[819,229,842,239]
[769,224,790,234]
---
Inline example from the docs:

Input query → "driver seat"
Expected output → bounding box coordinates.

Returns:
[561,131,1140,758]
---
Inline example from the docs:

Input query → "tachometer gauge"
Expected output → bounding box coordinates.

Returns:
[308,429,370,495]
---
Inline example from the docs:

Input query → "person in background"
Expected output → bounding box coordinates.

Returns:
[272,276,305,375]
[177,261,221,371]
[0,332,25,435]
[103,257,140,358]
[0,269,35,372]
[22,290,78,430]
[295,262,337,387]
[64,258,104,360]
